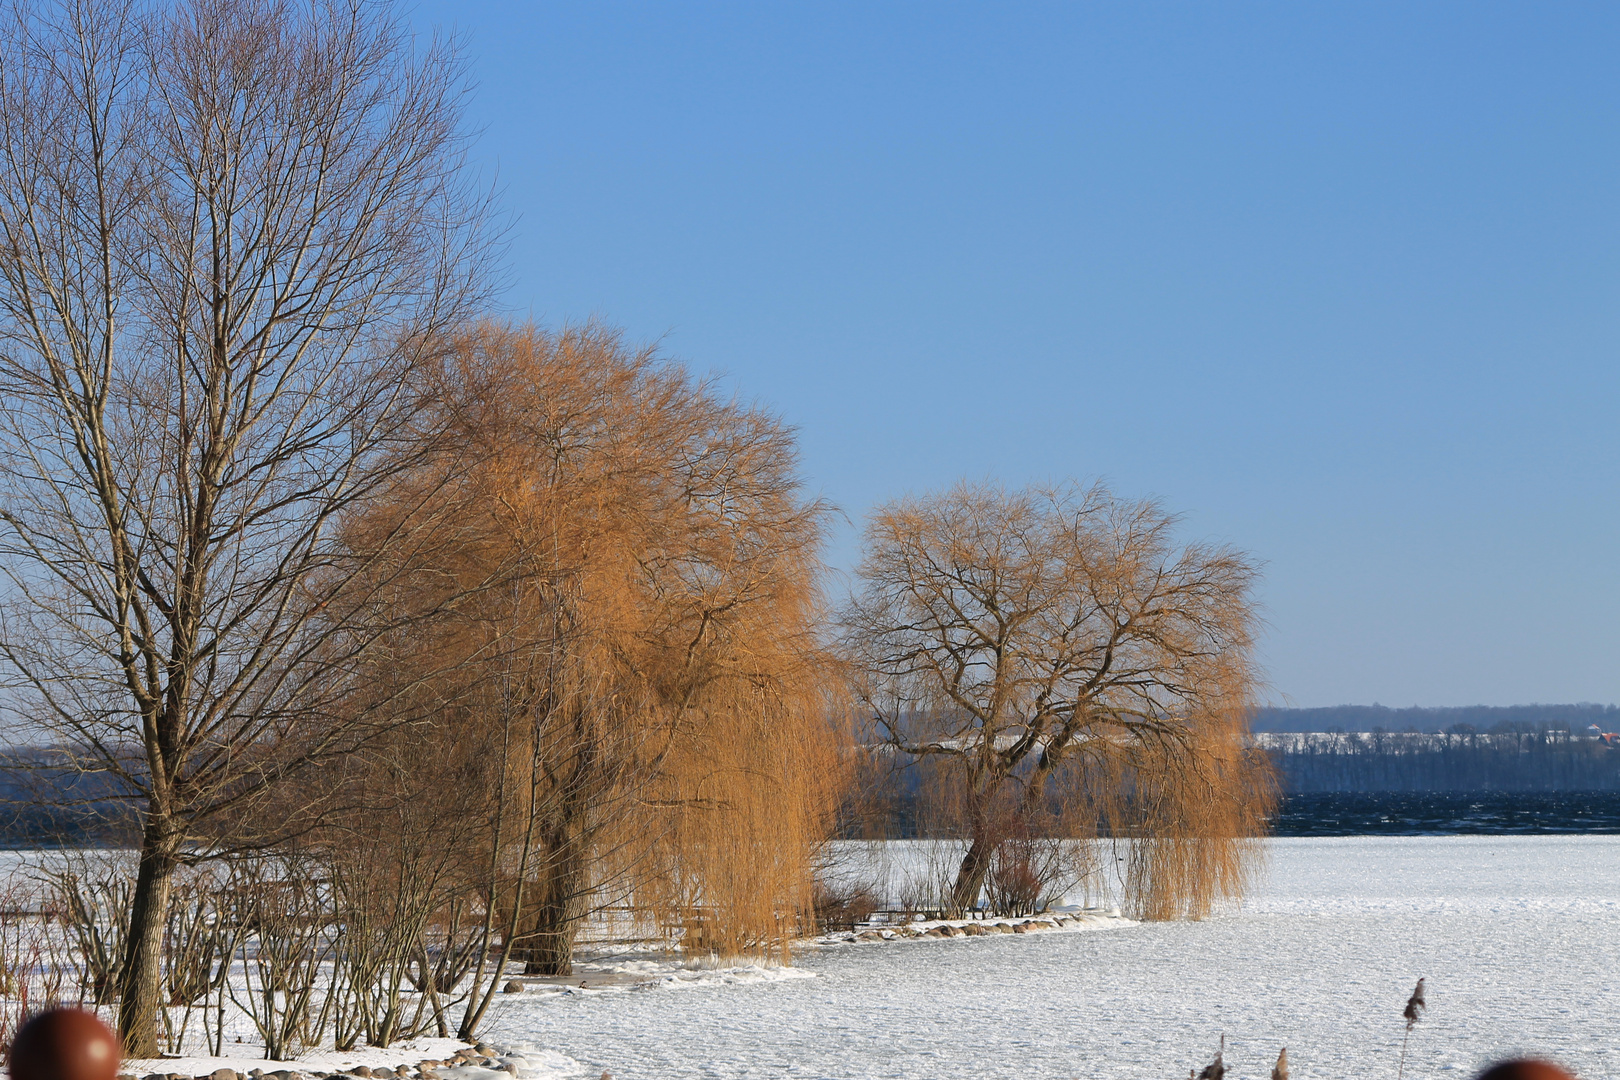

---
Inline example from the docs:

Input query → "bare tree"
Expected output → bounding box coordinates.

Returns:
[841,480,1272,918]
[0,0,491,1053]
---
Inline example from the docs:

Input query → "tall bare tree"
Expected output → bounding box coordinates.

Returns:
[841,480,1272,918]
[0,0,491,1053]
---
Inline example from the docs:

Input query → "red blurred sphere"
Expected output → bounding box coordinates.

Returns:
[1476,1060,1577,1080]
[6,1008,121,1080]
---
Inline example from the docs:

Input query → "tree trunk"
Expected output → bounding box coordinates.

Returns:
[118,823,180,1056]
[519,902,576,976]
[949,832,997,916]
[518,826,585,976]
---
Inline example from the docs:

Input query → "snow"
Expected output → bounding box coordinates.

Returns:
[10,836,1620,1079]
[472,836,1620,1079]
[115,1043,580,1080]
[514,956,819,996]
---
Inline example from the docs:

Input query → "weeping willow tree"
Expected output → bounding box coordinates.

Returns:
[357,322,847,1001]
[841,480,1273,919]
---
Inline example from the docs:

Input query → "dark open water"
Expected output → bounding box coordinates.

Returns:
[1271,790,1620,835]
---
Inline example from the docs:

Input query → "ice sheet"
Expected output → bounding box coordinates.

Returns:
[474,836,1620,1079]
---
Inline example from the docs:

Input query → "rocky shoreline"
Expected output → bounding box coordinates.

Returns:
[809,906,1130,946]
[121,1043,504,1080]
[116,1042,586,1080]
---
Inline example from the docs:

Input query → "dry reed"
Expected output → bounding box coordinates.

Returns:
[1398,977,1427,1080]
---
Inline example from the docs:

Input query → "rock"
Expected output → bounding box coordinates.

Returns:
[250,1071,264,1079]
[924,928,945,938]
[210,1070,237,1080]
[962,923,983,936]
[474,1047,498,1058]
[143,1073,167,1080]
[503,980,525,993]
[372,1069,394,1079]
[1011,922,1028,933]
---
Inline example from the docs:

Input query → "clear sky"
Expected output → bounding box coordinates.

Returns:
[408,0,1620,709]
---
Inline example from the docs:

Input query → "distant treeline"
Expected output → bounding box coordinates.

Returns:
[1251,702,1620,734]
[1257,731,1620,793]
[840,716,1620,831]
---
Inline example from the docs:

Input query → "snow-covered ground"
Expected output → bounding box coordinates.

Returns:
[6,837,1616,1078]
[473,836,1620,1079]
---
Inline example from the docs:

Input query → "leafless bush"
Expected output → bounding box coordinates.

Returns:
[326,864,431,1051]
[893,841,969,917]
[984,835,1093,916]
[46,867,130,1008]
[812,881,878,933]
[161,870,246,1057]
[228,859,330,1061]
[417,893,486,1000]
[0,882,67,1055]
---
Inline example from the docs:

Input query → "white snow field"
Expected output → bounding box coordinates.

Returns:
[476,836,1620,1080]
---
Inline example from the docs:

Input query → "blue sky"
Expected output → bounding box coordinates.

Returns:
[410,1,1620,708]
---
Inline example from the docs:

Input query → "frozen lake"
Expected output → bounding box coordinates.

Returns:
[480,836,1620,1080]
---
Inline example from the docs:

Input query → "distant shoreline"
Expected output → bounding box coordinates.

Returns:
[1269,790,1620,835]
